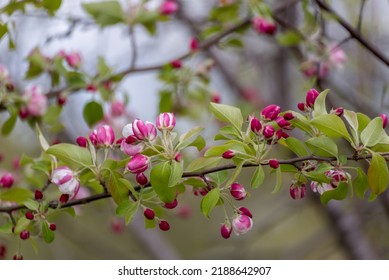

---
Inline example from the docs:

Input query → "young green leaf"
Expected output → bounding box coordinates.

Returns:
[209,102,243,133]
[343,110,359,145]
[285,137,310,157]
[1,106,17,136]
[150,162,177,203]
[306,136,338,158]
[313,89,329,117]
[42,222,55,243]
[107,172,129,205]
[200,188,220,218]
[251,165,265,188]
[311,114,351,142]
[353,167,369,199]
[14,217,30,235]
[83,101,104,127]
[271,167,283,194]
[360,117,386,147]
[367,152,389,195]
[320,182,348,205]
[0,188,33,203]
[116,200,140,225]
[185,157,221,173]
[46,143,93,169]
[82,1,125,27]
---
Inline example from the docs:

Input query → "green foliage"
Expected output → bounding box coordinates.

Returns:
[368,153,389,195]
[82,1,126,27]
[42,222,55,243]
[276,31,303,46]
[150,162,180,203]
[83,101,104,127]
[0,188,33,203]
[42,0,62,16]
[250,165,265,188]
[284,137,310,157]
[311,114,351,141]
[46,143,93,169]
[353,168,369,199]
[320,182,348,205]
[200,188,221,218]
[116,200,140,225]
[107,172,130,205]
[306,136,338,158]
[1,106,18,136]
[209,102,243,134]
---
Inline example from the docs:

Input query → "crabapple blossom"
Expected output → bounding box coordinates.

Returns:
[261,104,281,121]
[156,113,176,131]
[379,114,388,128]
[127,154,149,174]
[232,214,253,235]
[0,172,14,188]
[252,17,277,35]
[306,89,320,108]
[158,220,170,231]
[110,100,125,117]
[238,207,253,218]
[144,208,155,220]
[23,85,47,117]
[250,116,262,134]
[230,182,247,201]
[290,184,306,200]
[65,51,82,68]
[160,0,178,15]
[132,119,157,141]
[222,150,235,159]
[51,166,80,196]
[221,224,232,239]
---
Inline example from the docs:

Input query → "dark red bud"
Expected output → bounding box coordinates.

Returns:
[59,194,69,204]
[158,220,170,231]
[49,223,57,231]
[222,150,235,159]
[34,190,43,200]
[164,198,178,209]
[297,102,306,112]
[283,112,294,120]
[19,230,30,240]
[25,212,34,220]
[144,208,155,220]
[76,136,88,148]
[220,224,232,239]
[136,173,148,186]
[269,159,279,169]
[379,114,388,128]
[238,206,253,218]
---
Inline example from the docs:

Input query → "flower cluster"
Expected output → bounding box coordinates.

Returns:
[221,207,253,239]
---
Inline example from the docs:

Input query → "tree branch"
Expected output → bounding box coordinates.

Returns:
[0,152,385,214]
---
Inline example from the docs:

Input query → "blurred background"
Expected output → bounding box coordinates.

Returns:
[1,0,389,259]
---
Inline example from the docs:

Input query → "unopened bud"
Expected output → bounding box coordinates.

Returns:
[222,150,235,159]
[269,159,279,169]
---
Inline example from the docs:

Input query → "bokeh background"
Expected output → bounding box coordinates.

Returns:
[1,0,389,259]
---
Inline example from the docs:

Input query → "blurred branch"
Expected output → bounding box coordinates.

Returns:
[0,152,387,213]
[315,0,389,67]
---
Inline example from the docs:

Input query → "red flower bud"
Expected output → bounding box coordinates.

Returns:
[252,17,277,35]
[57,95,67,106]
[158,220,170,231]
[144,208,155,220]
[250,116,262,134]
[0,172,14,188]
[238,206,253,218]
[262,125,275,138]
[25,212,34,220]
[19,230,30,240]
[136,173,148,186]
[59,194,70,204]
[34,190,43,200]
[380,114,388,128]
[170,60,182,68]
[211,92,221,103]
[275,116,291,128]
[297,102,307,112]
[190,37,200,52]
[220,224,232,239]
[156,112,176,131]
[230,182,247,201]
[76,136,88,148]
[332,107,344,117]
[306,89,320,107]
[127,154,149,174]
[290,184,306,200]
[269,159,279,169]
[160,0,179,15]
[222,150,235,159]
[283,112,294,120]
[261,104,281,121]
[49,223,57,231]
[164,198,178,209]
[174,152,182,162]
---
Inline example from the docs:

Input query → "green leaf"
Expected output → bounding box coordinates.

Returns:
[43,0,62,15]
[118,178,138,199]
[116,200,140,225]
[0,188,33,203]
[24,199,40,211]
[176,126,204,151]
[169,161,183,188]
[150,162,178,203]
[36,124,50,151]
[343,110,359,145]
[200,188,220,218]
[188,135,206,152]
[303,171,331,183]
[83,101,104,127]
[42,222,55,243]
[208,170,228,185]
[0,222,13,234]
[285,137,310,157]
[66,71,86,88]
[276,30,303,46]
[289,112,314,135]
[220,37,244,48]
[360,117,387,147]
[313,89,329,117]
[182,178,207,188]
[82,1,125,27]
[353,167,369,199]
[368,152,389,195]
[225,160,244,187]
[0,22,8,41]
[185,157,221,173]
[14,217,30,235]
[357,113,371,132]
[251,165,265,188]
[159,91,173,113]
[214,125,242,141]
[46,143,93,169]
[306,136,338,158]
[209,102,243,133]
[1,106,17,136]
[320,182,348,205]
[107,172,129,205]
[272,167,283,194]
[311,114,351,141]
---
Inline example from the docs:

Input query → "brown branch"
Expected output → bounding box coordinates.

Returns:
[315,0,389,67]
[0,152,386,214]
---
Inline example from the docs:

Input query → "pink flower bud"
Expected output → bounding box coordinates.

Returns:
[23,85,47,117]
[174,152,182,162]
[252,17,277,35]
[95,125,115,146]
[238,206,253,218]
[170,60,182,68]
[262,125,275,138]
[158,220,170,231]
[89,131,98,145]
[190,37,200,52]
[332,107,344,117]
[380,114,388,128]
[283,112,294,120]
[160,0,179,15]
[0,244,6,259]
[136,173,148,185]
[281,131,290,139]
[230,182,247,201]
[164,198,178,209]
[275,129,283,140]
[120,140,144,157]
[220,224,232,239]
[65,52,82,68]
[329,44,346,68]
[110,100,125,117]
[57,95,67,106]
[19,230,30,240]
[232,214,253,235]
[269,159,279,169]
[76,136,88,148]
[156,112,176,131]
[86,84,97,92]
[132,119,157,141]
[127,154,149,174]
[144,208,155,220]
[261,104,281,121]
[34,190,43,200]
[306,89,320,108]
[297,102,307,112]
[0,172,14,188]
[222,150,235,159]
[250,116,262,134]
[51,166,80,196]
[289,184,306,200]
[211,92,221,103]
[275,116,290,128]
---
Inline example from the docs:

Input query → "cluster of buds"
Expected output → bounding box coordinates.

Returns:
[297,88,320,112]
[249,104,293,144]
[20,85,48,118]
[311,169,348,195]
[221,207,253,239]
[251,17,277,35]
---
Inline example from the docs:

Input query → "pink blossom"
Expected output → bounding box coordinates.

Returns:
[221,224,232,239]
[252,17,277,35]
[51,166,80,196]
[230,182,247,201]
[95,125,115,146]
[127,154,149,174]
[156,112,176,131]
[23,85,47,117]
[132,119,157,141]
[110,100,125,117]
[328,44,347,68]
[261,104,281,121]
[160,0,179,15]
[65,51,82,68]
[0,172,14,188]
[232,214,253,235]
